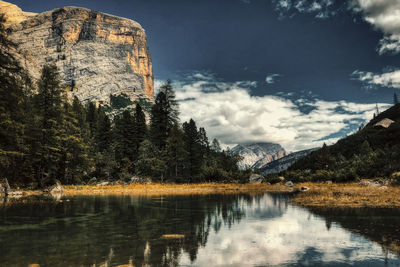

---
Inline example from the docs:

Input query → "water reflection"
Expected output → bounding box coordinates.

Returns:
[0,194,399,266]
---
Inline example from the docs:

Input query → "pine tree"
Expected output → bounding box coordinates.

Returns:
[135,140,166,180]
[150,81,179,150]
[32,64,64,187]
[133,103,147,154]
[211,138,221,153]
[159,80,179,127]
[165,125,187,179]
[150,92,169,149]
[198,127,209,156]
[86,102,98,137]
[0,15,28,183]
[96,106,112,153]
[183,119,203,180]
[114,110,136,172]
[57,102,92,184]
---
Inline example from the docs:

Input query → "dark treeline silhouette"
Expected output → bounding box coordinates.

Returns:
[283,103,400,182]
[0,16,247,187]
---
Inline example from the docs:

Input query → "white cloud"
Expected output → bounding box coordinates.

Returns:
[352,69,400,89]
[272,0,400,54]
[350,0,400,54]
[273,0,336,19]
[166,72,389,151]
[265,73,281,84]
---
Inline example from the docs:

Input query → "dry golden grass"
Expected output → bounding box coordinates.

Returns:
[13,182,400,208]
[292,182,400,208]
[61,183,291,196]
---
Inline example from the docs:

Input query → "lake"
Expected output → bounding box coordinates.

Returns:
[1,193,400,266]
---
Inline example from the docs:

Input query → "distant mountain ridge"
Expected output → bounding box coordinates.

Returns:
[260,148,319,174]
[231,143,287,170]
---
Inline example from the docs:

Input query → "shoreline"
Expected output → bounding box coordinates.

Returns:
[4,182,400,208]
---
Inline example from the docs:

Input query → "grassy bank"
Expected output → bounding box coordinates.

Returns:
[9,182,400,208]
[60,183,291,196]
[293,182,400,208]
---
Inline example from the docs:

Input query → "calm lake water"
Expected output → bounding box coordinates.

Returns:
[1,193,400,267]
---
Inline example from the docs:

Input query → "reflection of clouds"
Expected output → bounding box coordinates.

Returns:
[179,194,400,266]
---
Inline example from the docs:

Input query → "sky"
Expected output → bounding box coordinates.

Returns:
[10,0,400,151]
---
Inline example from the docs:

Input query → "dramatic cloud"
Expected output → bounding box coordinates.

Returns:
[272,1,400,54]
[352,69,400,89]
[273,0,338,19]
[265,74,281,84]
[350,0,400,55]
[164,72,389,151]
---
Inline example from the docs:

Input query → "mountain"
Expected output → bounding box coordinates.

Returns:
[260,148,319,174]
[231,143,287,170]
[0,1,153,110]
[287,104,400,181]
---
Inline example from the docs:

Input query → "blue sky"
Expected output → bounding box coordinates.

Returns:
[10,0,400,150]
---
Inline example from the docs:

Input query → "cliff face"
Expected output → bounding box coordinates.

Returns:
[0,1,154,105]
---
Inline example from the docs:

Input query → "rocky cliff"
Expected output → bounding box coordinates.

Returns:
[0,1,154,106]
[231,143,287,170]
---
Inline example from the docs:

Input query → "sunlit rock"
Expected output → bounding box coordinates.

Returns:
[0,1,154,108]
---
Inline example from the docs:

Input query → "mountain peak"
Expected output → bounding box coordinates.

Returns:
[232,142,287,170]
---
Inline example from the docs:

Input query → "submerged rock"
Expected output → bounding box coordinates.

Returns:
[301,186,310,192]
[97,182,110,186]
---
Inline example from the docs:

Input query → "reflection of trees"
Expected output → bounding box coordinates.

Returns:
[0,194,268,266]
[307,207,400,256]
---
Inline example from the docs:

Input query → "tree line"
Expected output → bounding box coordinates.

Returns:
[0,15,247,187]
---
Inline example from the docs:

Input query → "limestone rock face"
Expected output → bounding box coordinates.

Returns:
[0,1,154,105]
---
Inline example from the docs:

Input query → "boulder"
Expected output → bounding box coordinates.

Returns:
[97,182,109,186]
[325,180,333,184]
[249,174,264,184]
[359,180,371,186]
[88,177,97,184]
[369,182,380,187]
[285,181,294,187]
[129,176,141,184]
[278,176,285,182]
[0,178,10,195]
[391,172,400,178]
